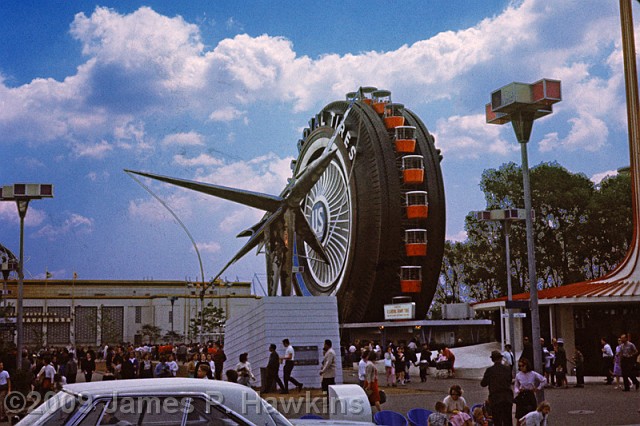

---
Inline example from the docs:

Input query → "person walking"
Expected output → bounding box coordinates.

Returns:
[571,346,585,388]
[554,339,568,388]
[319,339,336,393]
[502,344,516,379]
[514,358,546,420]
[64,354,78,384]
[80,353,95,383]
[614,337,623,389]
[0,362,11,423]
[481,350,513,426]
[383,345,396,386]
[418,343,432,382]
[235,352,255,387]
[363,350,381,412]
[358,351,368,387]
[264,344,285,393]
[601,337,614,385]
[212,342,227,381]
[281,339,303,393]
[619,333,639,391]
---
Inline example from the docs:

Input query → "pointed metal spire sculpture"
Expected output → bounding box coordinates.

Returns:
[125,94,360,297]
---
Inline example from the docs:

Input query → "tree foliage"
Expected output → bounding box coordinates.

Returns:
[140,324,162,344]
[189,303,225,340]
[436,162,631,307]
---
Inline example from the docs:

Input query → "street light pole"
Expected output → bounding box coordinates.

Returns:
[504,220,515,349]
[16,200,28,370]
[0,183,54,370]
[475,209,526,351]
[486,80,561,398]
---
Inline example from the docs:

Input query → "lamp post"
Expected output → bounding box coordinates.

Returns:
[168,296,178,334]
[0,183,54,369]
[486,80,561,393]
[474,209,527,352]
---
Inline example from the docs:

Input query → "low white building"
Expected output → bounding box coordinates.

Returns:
[0,279,258,348]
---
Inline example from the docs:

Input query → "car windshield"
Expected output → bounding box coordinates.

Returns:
[18,391,79,425]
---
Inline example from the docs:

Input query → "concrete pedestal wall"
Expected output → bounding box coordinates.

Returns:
[223,296,343,389]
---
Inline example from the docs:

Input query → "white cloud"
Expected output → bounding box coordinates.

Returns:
[538,112,608,152]
[446,230,467,242]
[86,171,110,182]
[434,114,515,159]
[0,1,626,163]
[0,203,47,226]
[198,241,221,254]
[162,132,204,146]
[173,153,224,167]
[35,213,94,240]
[72,140,113,158]
[591,169,618,185]
[209,106,246,122]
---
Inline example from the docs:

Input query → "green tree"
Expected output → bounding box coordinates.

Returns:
[189,303,225,340]
[140,324,162,344]
[164,330,184,343]
[444,162,632,303]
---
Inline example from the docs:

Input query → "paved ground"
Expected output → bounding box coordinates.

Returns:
[4,350,640,425]
[263,367,640,425]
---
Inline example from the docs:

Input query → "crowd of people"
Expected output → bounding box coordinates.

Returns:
[2,332,639,425]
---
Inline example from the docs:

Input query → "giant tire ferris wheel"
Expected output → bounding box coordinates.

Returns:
[127,87,445,323]
[292,90,445,322]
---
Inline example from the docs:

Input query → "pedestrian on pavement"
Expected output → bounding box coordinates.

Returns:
[571,346,584,388]
[601,337,614,385]
[502,344,515,379]
[264,344,285,393]
[614,337,623,389]
[514,358,546,420]
[358,351,367,387]
[419,343,432,382]
[619,333,639,391]
[0,362,11,423]
[481,350,513,426]
[213,342,227,381]
[363,350,381,412]
[236,352,255,387]
[281,339,303,393]
[319,339,337,393]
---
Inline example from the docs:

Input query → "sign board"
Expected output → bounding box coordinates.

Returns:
[513,313,527,318]
[505,300,530,310]
[293,345,319,366]
[384,302,416,320]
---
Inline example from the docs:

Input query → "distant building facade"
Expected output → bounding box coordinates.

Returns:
[0,279,257,347]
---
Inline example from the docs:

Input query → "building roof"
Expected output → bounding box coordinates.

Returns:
[472,279,640,310]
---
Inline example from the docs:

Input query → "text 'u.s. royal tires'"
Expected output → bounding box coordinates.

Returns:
[292,96,445,323]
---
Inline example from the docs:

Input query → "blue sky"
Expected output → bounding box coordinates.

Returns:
[0,1,630,289]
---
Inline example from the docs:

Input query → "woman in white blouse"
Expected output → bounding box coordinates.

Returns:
[514,358,546,421]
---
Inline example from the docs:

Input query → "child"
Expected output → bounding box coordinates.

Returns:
[428,401,449,426]
[571,346,585,388]
[519,401,550,426]
[472,406,488,426]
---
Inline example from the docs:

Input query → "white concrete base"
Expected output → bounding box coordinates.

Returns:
[223,296,343,389]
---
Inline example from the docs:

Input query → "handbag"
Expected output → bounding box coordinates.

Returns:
[379,389,387,404]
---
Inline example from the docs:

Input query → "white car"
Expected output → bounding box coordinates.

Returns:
[14,378,374,426]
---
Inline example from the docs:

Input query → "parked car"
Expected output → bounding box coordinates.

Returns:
[13,378,373,425]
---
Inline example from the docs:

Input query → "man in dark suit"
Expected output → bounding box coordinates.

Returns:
[481,350,514,426]
[263,344,285,393]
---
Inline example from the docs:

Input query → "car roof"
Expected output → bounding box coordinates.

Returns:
[64,377,245,396]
